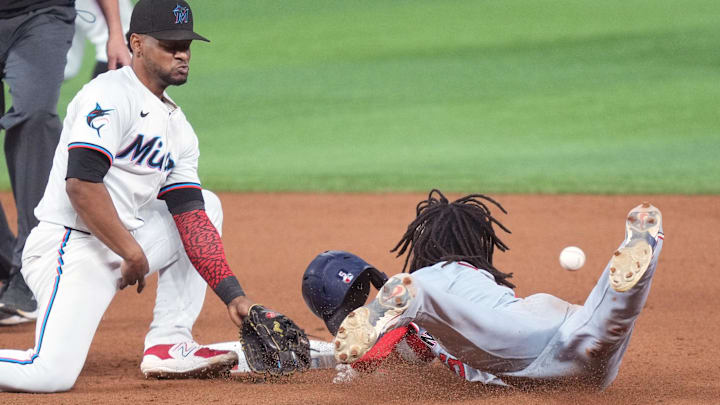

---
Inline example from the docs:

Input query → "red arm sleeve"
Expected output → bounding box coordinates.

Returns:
[173,209,245,304]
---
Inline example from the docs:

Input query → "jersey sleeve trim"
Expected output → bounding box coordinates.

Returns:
[159,187,205,215]
[158,182,202,198]
[68,142,114,164]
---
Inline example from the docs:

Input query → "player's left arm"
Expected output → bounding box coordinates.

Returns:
[168,197,254,325]
[160,128,253,325]
[96,0,131,69]
[163,131,310,373]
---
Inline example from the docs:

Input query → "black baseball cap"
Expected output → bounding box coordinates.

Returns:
[128,0,209,42]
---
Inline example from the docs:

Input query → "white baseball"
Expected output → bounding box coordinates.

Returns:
[559,246,585,271]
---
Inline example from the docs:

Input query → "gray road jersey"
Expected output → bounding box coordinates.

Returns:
[400,239,662,389]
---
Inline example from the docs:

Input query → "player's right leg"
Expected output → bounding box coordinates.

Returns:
[583,202,663,385]
[514,203,664,388]
[0,224,118,392]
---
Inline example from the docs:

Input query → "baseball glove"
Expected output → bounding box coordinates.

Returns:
[239,304,311,376]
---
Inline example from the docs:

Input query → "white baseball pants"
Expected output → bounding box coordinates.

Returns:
[0,190,222,392]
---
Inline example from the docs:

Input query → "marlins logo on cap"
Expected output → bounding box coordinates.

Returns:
[173,4,189,24]
[127,0,209,42]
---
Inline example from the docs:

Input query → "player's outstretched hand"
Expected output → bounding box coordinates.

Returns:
[239,305,311,376]
[118,250,149,293]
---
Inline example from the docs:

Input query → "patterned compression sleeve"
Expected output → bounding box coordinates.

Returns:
[173,209,245,304]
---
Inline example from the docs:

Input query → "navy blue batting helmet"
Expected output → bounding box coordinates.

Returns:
[302,250,388,335]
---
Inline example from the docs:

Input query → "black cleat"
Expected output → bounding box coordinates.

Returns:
[0,271,38,319]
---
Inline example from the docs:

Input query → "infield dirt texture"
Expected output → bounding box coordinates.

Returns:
[1,0,719,403]
[1,193,719,404]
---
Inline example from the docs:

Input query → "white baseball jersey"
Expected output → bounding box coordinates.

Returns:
[0,65,226,392]
[35,66,202,232]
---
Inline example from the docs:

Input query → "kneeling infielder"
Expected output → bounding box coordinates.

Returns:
[303,190,663,389]
[0,0,306,392]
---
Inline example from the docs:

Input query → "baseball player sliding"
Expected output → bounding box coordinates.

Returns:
[0,0,307,393]
[303,190,664,389]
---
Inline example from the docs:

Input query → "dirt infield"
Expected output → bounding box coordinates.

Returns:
[1,192,718,404]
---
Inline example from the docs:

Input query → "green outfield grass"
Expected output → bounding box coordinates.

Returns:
[3,0,719,193]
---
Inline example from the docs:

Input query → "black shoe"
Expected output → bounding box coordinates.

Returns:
[0,271,38,318]
[0,310,35,326]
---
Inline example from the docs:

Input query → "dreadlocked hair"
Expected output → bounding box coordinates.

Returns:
[391,189,515,288]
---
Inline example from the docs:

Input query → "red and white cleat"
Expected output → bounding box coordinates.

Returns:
[333,273,416,364]
[140,341,238,379]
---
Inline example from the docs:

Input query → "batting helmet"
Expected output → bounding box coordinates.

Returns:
[302,250,388,335]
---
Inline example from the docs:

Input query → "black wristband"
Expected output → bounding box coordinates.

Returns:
[160,187,205,215]
[215,276,246,305]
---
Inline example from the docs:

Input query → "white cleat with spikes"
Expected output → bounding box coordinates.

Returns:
[609,202,663,292]
[333,273,416,364]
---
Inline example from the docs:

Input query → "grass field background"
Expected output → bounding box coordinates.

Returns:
[2,0,719,193]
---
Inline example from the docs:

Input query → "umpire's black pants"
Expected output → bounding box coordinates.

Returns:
[0,6,75,279]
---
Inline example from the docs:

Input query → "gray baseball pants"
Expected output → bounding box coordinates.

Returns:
[401,228,664,389]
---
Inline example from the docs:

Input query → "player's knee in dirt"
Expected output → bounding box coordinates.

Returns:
[20,367,80,393]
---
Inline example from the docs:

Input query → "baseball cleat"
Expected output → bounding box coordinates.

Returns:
[609,202,663,292]
[0,314,27,326]
[140,341,238,379]
[0,309,37,326]
[0,272,38,319]
[333,273,416,364]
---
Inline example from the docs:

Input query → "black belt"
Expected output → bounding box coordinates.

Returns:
[64,226,91,236]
